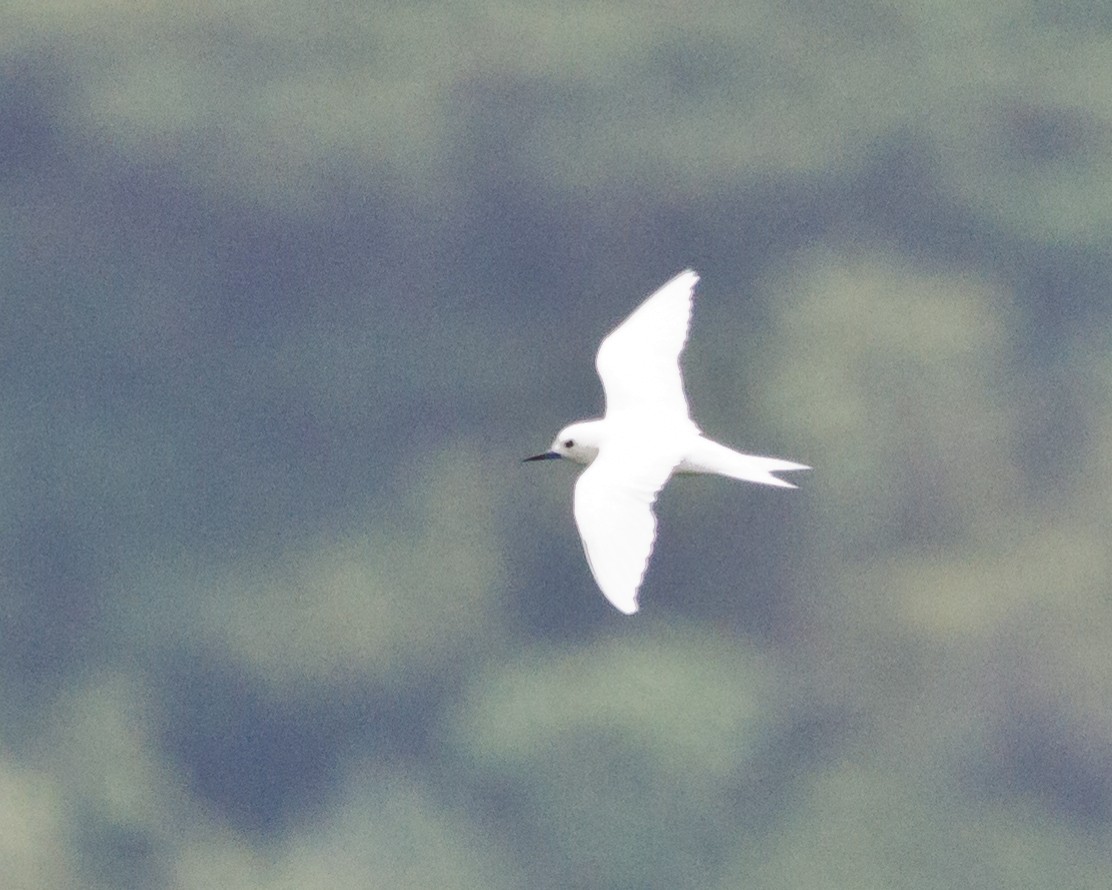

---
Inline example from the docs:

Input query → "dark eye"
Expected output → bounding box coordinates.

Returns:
[563,439,575,448]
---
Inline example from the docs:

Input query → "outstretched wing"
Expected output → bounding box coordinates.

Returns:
[572,440,680,614]
[595,269,699,425]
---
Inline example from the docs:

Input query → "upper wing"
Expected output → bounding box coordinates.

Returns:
[595,269,699,424]
[572,441,680,614]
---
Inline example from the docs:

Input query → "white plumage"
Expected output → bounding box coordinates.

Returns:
[525,270,808,614]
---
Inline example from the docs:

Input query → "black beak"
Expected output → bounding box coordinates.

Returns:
[523,451,561,463]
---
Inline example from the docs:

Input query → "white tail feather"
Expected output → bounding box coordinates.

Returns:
[676,437,810,488]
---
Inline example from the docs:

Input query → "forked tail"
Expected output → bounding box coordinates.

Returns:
[677,437,810,488]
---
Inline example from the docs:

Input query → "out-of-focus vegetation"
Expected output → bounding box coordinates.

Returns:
[4,1,1112,886]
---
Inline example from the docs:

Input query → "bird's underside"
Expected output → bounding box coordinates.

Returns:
[527,269,809,614]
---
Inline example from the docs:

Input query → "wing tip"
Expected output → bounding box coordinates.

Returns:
[599,579,642,615]
[673,268,699,289]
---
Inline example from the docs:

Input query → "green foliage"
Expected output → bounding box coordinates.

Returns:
[763,251,1021,556]
[131,447,512,695]
[448,627,775,887]
[5,0,1112,887]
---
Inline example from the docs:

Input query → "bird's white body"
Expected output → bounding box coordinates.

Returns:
[527,270,808,615]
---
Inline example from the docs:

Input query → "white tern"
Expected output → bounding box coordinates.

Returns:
[525,269,808,615]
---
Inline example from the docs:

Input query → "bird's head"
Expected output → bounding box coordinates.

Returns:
[524,420,603,466]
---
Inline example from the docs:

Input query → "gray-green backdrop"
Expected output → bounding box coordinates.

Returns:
[4,2,1112,887]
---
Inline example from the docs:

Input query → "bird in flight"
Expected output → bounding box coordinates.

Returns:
[525,269,808,614]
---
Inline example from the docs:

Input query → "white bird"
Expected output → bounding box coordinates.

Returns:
[525,269,808,615]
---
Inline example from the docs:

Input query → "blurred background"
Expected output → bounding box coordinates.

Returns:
[4,2,1112,887]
